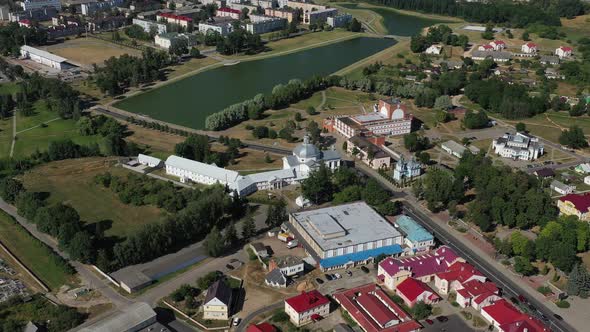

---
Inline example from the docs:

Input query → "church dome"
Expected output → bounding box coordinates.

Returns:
[293,135,319,160]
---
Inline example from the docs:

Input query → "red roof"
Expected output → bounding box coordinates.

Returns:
[559,192,590,213]
[247,323,277,332]
[525,42,537,48]
[218,7,241,14]
[157,12,192,22]
[482,299,524,326]
[560,46,573,52]
[456,279,498,304]
[379,246,460,279]
[395,278,438,303]
[493,40,505,45]
[285,290,329,313]
[333,284,421,332]
[481,44,494,49]
[19,19,32,24]
[499,315,549,332]
[436,261,483,284]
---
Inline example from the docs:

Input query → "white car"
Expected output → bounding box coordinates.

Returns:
[233,317,241,326]
[334,273,342,279]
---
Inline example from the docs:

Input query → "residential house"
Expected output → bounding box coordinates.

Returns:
[265,268,287,288]
[471,50,512,62]
[378,246,463,290]
[425,44,442,55]
[284,290,330,326]
[247,323,277,332]
[441,140,479,158]
[550,180,575,195]
[478,44,494,52]
[138,154,163,167]
[498,316,550,332]
[216,7,241,19]
[545,68,564,80]
[584,176,590,186]
[481,299,549,331]
[203,280,232,320]
[434,261,486,295]
[156,12,193,29]
[521,42,537,54]
[540,55,559,65]
[346,136,391,169]
[395,277,440,307]
[249,242,269,258]
[533,168,555,179]
[333,283,422,332]
[246,15,287,34]
[575,163,590,174]
[490,40,506,51]
[557,192,590,221]
[268,256,304,277]
[555,46,572,59]
[455,280,500,310]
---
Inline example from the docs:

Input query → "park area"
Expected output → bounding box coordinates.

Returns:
[41,37,142,68]
[20,157,164,240]
[0,210,76,290]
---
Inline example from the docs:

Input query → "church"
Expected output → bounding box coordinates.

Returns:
[282,134,342,178]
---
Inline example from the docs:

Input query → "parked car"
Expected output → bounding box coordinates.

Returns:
[232,317,241,326]
[361,266,370,273]
[226,264,234,270]
[553,314,563,321]
[436,316,448,323]
[334,273,342,279]
[346,270,352,277]
[518,295,527,303]
[425,319,434,325]
[315,278,324,284]
[509,296,519,304]
[325,274,333,281]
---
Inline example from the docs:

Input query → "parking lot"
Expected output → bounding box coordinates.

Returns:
[315,264,379,295]
[421,314,479,332]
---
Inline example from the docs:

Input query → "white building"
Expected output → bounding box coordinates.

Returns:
[492,132,543,161]
[154,32,197,50]
[138,154,162,167]
[489,40,506,51]
[284,290,330,326]
[304,7,337,25]
[19,0,61,11]
[441,140,479,158]
[282,134,341,179]
[288,202,404,271]
[246,15,286,34]
[198,17,235,36]
[81,0,122,15]
[550,180,575,195]
[392,156,421,182]
[334,99,413,139]
[521,42,537,54]
[555,46,572,59]
[326,13,351,28]
[269,256,304,276]
[20,45,68,70]
[425,44,442,55]
[132,18,167,34]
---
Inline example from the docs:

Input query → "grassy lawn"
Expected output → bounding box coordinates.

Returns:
[21,157,164,240]
[560,14,590,42]
[0,82,21,95]
[42,36,142,67]
[0,210,75,290]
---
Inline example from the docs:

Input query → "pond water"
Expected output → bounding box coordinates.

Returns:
[115,37,395,129]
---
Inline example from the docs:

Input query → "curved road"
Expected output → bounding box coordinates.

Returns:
[236,301,283,332]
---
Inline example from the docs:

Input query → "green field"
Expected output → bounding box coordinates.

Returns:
[0,82,21,95]
[21,158,165,240]
[0,210,74,290]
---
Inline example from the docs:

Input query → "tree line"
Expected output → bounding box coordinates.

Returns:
[410,25,469,53]
[0,22,47,56]
[371,0,586,28]
[174,134,241,167]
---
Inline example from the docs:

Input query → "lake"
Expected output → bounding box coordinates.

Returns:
[338,3,444,36]
[115,37,395,129]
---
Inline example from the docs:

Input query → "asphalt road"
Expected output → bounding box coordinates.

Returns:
[235,301,283,332]
[92,106,291,156]
[401,203,574,332]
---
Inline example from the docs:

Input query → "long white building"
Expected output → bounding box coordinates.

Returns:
[164,135,341,196]
[492,132,543,161]
[20,45,68,70]
[19,0,61,11]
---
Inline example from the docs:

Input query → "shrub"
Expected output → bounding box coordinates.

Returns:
[555,300,570,308]
[271,311,290,323]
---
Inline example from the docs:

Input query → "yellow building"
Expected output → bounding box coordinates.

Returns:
[557,193,590,222]
[203,280,232,320]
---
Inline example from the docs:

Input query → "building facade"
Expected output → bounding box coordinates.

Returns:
[203,280,232,320]
[132,18,167,34]
[346,136,391,170]
[20,45,67,70]
[492,132,543,161]
[19,0,61,11]
[284,290,330,326]
[555,46,572,58]
[326,13,351,27]
[198,17,235,35]
[557,193,590,221]
[246,15,286,34]
[392,156,421,182]
[334,99,413,139]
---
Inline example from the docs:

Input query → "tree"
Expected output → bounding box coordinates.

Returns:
[301,163,334,204]
[190,47,201,58]
[0,178,24,204]
[417,152,431,164]
[463,110,489,129]
[252,126,269,138]
[522,31,530,41]
[510,231,534,259]
[515,122,526,132]
[362,179,388,206]
[224,222,239,247]
[242,216,256,239]
[67,231,95,263]
[567,264,590,298]
[333,185,362,204]
[422,169,455,211]
[206,226,225,257]
[559,125,588,149]
[404,132,429,152]
[412,301,433,320]
[349,18,361,32]
[434,95,452,110]
[514,256,537,276]
[294,112,303,122]
[306,106,317,115]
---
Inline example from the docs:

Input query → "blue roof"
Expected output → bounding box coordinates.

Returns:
[395,215,433,243]
[319,244,403,269]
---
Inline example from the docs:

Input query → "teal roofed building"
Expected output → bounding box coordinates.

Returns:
[393,215,434,252]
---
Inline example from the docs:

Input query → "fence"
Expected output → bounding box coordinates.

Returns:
[0,240,49,292]
[91,265,120,288]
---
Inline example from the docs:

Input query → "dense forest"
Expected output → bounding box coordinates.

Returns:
[0,23,47,56]
[371,0,586,27]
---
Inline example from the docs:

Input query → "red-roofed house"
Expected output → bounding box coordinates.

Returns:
[217,7,242,19]
[434,261,486,294]
[498,315,549,332]
[284,290,330,326]
[395,278,440,307]
[246,322,277,332]
[557,192,590,221]
[555,46,573,58]
[481,299,526,329]
[455,280,500,310]
[478,44,494,51]
[378,246,463,290]
[333,284,422,332]
[490,40,506,51]
[521,43,537,54]
[18,19,33,27]
[157,12,192,28]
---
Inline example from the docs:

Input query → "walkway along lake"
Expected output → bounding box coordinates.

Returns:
[115,37,396,129]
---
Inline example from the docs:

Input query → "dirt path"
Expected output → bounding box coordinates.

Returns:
[9,113,15,158]
[318,90,327,110]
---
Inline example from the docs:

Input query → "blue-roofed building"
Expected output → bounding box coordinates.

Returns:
[288,202,404,271]
[393,215,434,252]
